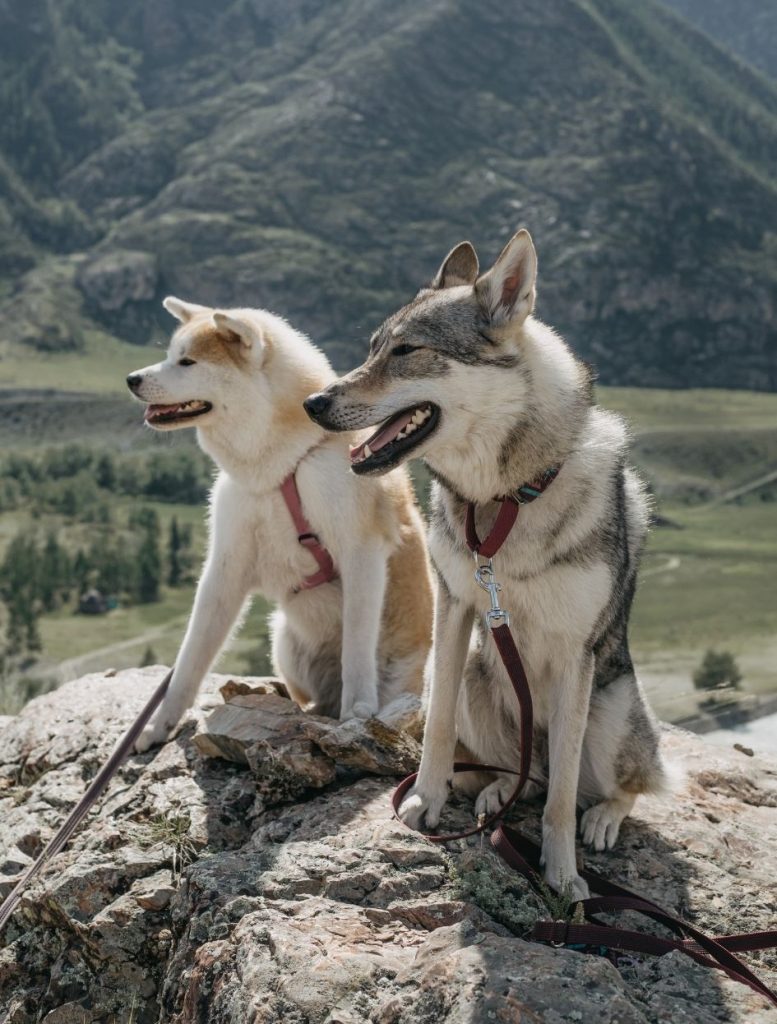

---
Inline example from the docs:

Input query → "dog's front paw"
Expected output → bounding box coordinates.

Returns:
[540,851,589,901]
[340,696,379,721]
[134,713,179,753]
[540,826,590,902]
[543,865,590,903]
[397,780,450,831]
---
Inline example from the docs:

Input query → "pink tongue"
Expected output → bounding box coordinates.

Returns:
[350,410,415,460]
[144,403,180,420]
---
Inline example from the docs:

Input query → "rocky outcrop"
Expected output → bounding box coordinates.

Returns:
[76,251,158,313]
[75,249,159,343]
[1,667,776,1023]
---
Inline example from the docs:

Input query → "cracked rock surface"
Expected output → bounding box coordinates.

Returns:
[1,667,775,1023]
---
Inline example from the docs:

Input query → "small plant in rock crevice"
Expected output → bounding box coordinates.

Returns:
[128,809,199,881]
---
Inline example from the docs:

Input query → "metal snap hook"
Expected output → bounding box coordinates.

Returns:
[473,557,510,630]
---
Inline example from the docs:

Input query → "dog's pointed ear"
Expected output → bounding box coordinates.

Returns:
[432,241,479,289]
[163,296,209,323]
[475,229,537,326]
[212,311,265,353]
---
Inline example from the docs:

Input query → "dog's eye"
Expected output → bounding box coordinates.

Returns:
[391,344,422,357]
[179,358,196,367]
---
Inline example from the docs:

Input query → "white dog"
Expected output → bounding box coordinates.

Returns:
[127,297,433,752]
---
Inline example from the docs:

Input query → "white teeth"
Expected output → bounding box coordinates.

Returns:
[396,429,407,439]
[363,444,372,458]
[405,422,417,433]
[412,411,424,425]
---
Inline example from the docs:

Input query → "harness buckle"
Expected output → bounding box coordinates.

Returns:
[474,557,510,631]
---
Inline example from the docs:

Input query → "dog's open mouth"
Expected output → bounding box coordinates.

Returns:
[144,400,213,426]
[350,403,440,474]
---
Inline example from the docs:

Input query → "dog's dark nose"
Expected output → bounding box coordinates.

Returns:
[303,392,332,422]
[126,373,143,393]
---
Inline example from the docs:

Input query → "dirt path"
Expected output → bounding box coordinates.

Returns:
[641,554,681,578]
[699,467,777,508]
[57,615,188,681]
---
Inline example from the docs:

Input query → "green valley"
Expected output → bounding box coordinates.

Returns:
[0,384,774,722]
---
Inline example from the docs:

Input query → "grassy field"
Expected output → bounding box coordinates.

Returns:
[633,503,776,718]
[0,384,775,721]
[0,330,164,394]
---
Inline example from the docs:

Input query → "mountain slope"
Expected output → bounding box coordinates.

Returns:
[662,0,777,78]
[1,0,776,388]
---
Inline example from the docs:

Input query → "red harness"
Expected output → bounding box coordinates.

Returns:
[280,471,338,592]
[392,473,777,1007]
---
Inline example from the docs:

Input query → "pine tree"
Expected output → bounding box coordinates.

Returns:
[0,532,42,654]
[140,645,157,667]
[168,516,182,587]
[96,452,116,490]
[136,508,161,604]
[24,604,42,652]
[40,530,69,610]
[693,650,742,692]
[73,549,91,593]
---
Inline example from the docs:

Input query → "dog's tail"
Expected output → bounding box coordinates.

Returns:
[647,737,687,796]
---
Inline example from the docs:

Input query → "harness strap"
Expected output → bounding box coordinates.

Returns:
[392,468,777,1007]
[280,472,338,591]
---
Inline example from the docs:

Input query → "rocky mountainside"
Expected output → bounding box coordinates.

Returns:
[663,0,777,78]
[1,0,776,388]
[1,667,777,1023]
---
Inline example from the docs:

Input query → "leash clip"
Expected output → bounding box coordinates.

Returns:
[474,556,510,629]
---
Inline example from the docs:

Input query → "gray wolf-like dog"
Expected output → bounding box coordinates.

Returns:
[127,298,433,752]
[304,229,667,898]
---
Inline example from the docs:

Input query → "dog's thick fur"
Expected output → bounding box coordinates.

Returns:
[306,230,667,898]
[127,298,433,752]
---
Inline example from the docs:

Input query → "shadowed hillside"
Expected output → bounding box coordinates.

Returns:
[663,0,777,78]
[0,0,776,387]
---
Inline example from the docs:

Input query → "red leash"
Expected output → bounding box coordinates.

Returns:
[0,668,173,933]
[392,479,777,1006]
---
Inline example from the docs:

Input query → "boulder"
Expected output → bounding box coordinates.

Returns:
[0,667,775,1023]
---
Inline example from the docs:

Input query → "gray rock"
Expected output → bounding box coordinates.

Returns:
[0,670,775,1023]
[301,713,421,776]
